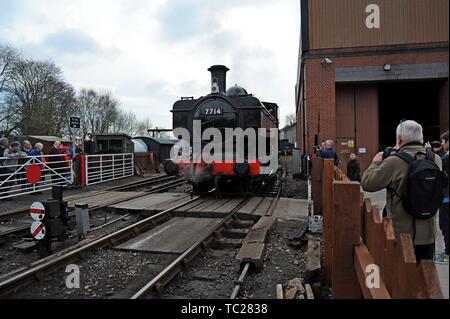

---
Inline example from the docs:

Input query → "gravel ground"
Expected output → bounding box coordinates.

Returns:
[0,210,140,277]
[162,248,239,299]
[238,219,308,299]
[7,249,178,299]
[281,176,308,199]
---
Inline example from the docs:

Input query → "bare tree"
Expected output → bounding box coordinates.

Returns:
[113,110,152,137]
[285,113,297,126]
[5,59,69,135]
[0,44,19,92]
[76,88,120,137]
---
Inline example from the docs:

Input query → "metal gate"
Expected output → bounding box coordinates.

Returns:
[0,154,73,200]
[84,153,134,186]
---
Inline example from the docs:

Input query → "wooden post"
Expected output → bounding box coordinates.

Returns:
[311,157,323,215]
[322,159,334,284]
[332,181,363,299]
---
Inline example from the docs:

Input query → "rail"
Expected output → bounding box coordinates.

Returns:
[312,158,443,299]
[0,154,73,200]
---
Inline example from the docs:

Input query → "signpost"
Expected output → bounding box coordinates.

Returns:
[70,117,81,129]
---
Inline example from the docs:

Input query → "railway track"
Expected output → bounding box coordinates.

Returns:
[0,183,282,299]
[0,195,202,297]
[0,175,188,239]
[0,173,177,221]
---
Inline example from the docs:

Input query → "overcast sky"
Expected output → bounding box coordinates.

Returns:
[0,0,300,129]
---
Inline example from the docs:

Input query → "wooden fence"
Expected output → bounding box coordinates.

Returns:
[312,158,443,299]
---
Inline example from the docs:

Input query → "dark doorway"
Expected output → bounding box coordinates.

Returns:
[378,81,441,150]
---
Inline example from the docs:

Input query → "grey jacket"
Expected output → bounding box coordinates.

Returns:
[2,148,27,170]
[362,144,442,245]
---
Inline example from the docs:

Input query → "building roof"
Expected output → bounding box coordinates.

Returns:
[95,133,132,139]
[29,136,71,143]
[134,137,177,145]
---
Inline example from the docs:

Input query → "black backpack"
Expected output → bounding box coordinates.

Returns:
[394,149,446,220]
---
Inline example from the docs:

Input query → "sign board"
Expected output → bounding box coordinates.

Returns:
[358,148,367,154]
[70,117,81,129]
[31,221,46,240]
[30,202,46,221]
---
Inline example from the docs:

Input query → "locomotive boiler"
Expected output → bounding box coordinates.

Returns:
[164,65,280,195]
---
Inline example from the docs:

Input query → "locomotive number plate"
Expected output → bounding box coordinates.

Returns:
[203,108,223,115]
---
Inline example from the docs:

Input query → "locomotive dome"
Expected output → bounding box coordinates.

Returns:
[226,85,248,97]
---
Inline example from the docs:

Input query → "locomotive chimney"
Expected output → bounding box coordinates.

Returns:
[208,65,229,94]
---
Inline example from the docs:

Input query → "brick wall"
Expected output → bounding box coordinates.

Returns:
[297,50,449,153]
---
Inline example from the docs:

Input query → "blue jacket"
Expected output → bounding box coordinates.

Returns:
[29,148,44,169]
[320,148,340,166]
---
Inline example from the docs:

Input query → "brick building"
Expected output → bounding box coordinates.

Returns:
[296,0,449,172]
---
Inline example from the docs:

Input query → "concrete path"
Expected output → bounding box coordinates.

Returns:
[364,189,449,299]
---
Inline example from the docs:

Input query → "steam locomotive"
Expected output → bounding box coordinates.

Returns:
[164,65,279,195]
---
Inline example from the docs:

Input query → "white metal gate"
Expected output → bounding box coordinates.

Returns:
[85,153,134,186]
[0,154,73,200]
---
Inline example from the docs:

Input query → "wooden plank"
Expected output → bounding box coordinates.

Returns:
[276,284,284,299]
[365,202,384,267]
[157,194,191,211]
[354,244,391,299]
[311,157,323,215]
[69,191,147,208]
[237,197,264,215]
[305,284,315,299]
[322,159,334,284]
[331,181,363,299]
[252,216,277,231]
[236,243,266,270]
[381,218,396,295]
[215,198,244,214]
[199,198,229,213]
[272,198,309,221]
[391,234,418,299]
[252,198,273,216]
[173,198,210,214]
[417,260,444,299]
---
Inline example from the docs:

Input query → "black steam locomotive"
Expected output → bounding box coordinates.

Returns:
[164,65,279,195]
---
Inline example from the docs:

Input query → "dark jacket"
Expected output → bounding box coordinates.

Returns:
[347,159,361,182]
[47,147,65,167]
[321,148,340,166]
[442,151,449,198]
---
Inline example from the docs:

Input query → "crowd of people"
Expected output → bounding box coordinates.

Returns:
[0,138,75,200]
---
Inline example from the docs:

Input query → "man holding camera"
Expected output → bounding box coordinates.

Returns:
[362,120,443,262]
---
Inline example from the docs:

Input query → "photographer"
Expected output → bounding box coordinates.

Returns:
[362,120,443,262]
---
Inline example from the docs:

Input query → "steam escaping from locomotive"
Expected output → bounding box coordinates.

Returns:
[166,65,280,195]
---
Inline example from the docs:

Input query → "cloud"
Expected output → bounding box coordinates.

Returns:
[43,29,99,54]
[0,0,300,129]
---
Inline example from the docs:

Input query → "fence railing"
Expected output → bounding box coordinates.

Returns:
[0,154,73,200]
[312,158,443,299]
[84,153,134,186]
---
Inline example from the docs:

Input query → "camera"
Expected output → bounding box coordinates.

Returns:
[383,147,399,160]
[430,141,442,149]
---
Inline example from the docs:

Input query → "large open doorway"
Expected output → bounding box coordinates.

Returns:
[378,81,441,150]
